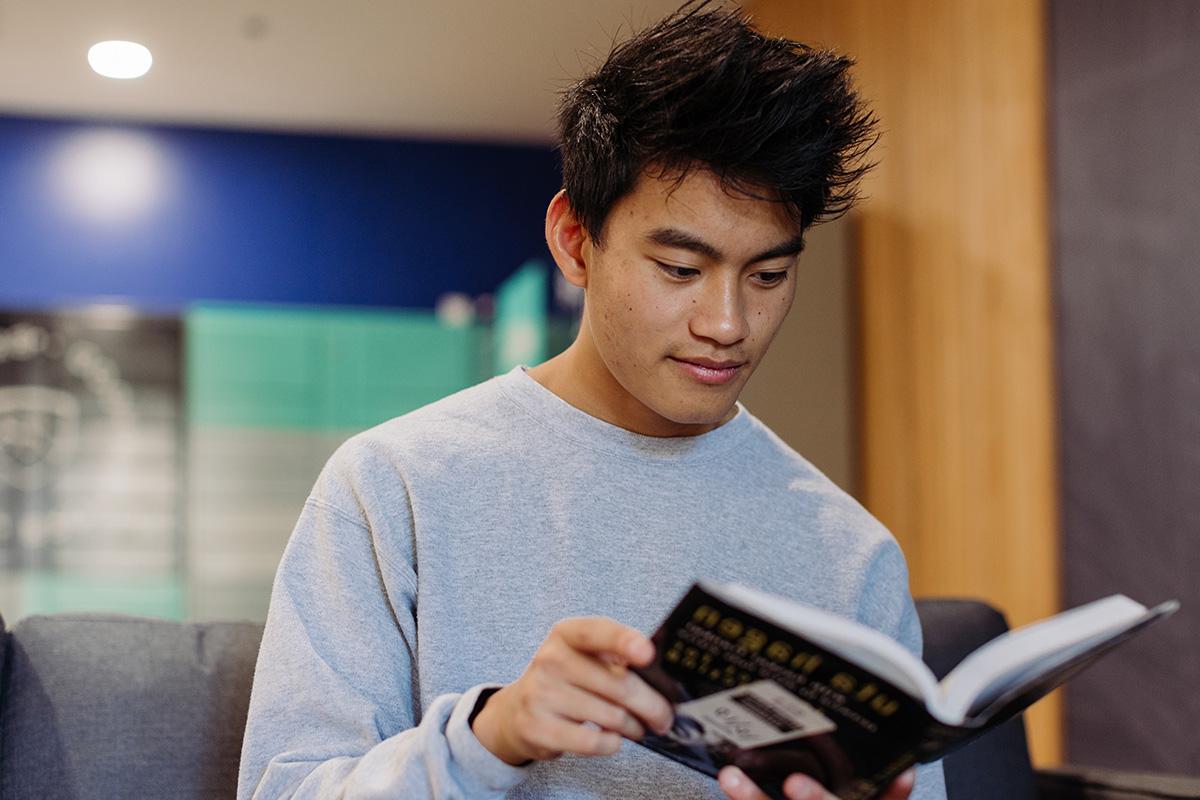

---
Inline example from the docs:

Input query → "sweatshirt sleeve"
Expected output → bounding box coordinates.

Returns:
[855,539,950,800]
[236,472,532,798]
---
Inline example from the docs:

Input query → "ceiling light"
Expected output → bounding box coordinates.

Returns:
[87,41,153,80]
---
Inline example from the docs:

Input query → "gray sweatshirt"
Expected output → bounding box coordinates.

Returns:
[238,367,947,799]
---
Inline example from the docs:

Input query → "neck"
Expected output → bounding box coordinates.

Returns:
[525,318,734,438]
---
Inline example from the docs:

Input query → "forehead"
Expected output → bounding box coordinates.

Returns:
[606,167,799,247]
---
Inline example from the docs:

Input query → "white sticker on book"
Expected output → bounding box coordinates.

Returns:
[674,679,837,749]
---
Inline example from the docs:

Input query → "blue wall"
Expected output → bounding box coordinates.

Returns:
[0,115,562,310]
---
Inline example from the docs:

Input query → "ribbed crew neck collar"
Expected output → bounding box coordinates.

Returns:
[496,365,752,463]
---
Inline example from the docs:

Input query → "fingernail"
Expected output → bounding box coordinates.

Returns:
[724,767,743,789]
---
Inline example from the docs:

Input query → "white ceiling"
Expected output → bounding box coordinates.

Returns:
[0,0,687,143]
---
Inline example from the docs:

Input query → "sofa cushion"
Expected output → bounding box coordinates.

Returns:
[0,614,263,800]
[916,598,1040,800]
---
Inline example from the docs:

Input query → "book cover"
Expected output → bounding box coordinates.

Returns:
[631,583,1177,800]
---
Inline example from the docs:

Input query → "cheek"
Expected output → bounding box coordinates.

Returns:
[596,279,673,364]
[591,287,645,370]
[607,301,660,371]
[751,293,793,347]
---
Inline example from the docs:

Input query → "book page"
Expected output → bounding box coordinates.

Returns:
[703,581,939,704]
[933,594,1148,723]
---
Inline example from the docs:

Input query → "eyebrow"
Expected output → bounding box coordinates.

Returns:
[645,227,806,265]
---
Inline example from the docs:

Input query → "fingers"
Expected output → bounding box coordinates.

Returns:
[781,773,839,800]
[555,682,646,741]
[493,616,674,764]
[718,766,773,800]
[719,766,841,800]
[544,623,676,734]
[539,638,674,734]
[773,767,914,800]
[530,714,624,759]
[878,769,916,799]
[552,616,655,666]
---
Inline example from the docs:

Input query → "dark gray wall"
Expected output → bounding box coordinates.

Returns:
[1050,0,1200,772]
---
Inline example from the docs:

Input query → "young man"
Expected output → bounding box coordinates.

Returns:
[238,4,947,799]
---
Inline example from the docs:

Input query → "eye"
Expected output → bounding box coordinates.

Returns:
[754,270,789,286]
[655,261,700,280]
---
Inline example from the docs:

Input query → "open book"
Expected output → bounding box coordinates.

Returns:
[631,581,1178,800]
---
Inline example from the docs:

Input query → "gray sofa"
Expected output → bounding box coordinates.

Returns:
[1,600,1196,799]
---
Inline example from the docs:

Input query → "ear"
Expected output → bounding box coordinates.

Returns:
[545,189,590,290]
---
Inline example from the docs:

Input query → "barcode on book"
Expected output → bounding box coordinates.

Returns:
[675,679,837,749]
[731,691,799,732]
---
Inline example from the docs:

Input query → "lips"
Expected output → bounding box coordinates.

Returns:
[670,357,746,385]
[678,357,745,369]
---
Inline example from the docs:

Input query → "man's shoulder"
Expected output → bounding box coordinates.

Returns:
[317,374,519,491]
[359,374,511,450]
[738,411,895,552]
[739,412,864,505]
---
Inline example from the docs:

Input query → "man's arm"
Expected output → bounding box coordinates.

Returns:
[236,494,531,799]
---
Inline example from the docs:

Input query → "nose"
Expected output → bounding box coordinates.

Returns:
[688,274,749,346]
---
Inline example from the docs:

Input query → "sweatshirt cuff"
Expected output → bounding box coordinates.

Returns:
[445,683,532,793]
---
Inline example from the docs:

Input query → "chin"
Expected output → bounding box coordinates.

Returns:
[658,400,736,427]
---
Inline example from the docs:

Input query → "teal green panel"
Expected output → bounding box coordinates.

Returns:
[327,315,480,389]
[324,312,482,428]
[187,303,483,430]
[188,312,322,384]
[22,570,185,620]
[187,305,326,427]
[494,261,549,373]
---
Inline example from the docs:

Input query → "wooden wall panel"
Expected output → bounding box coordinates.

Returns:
[748,0,1062,764]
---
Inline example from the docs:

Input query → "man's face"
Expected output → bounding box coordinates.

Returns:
[576,168,802,436]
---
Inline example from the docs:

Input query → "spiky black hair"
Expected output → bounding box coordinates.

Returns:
[557,0,879,246]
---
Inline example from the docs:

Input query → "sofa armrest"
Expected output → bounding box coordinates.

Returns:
[1037,765,1200,799]
[2,613,263,798]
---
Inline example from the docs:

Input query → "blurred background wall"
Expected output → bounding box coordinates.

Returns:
[0,116,561,309]
[0,116,565,622]
[0,0,1195,779]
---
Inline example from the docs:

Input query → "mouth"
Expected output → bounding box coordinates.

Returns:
[669,357,746,386]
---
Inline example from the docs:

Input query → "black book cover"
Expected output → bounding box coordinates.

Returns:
[631,583,1177,800]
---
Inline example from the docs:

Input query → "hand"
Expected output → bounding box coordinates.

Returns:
[717,765,916,800]
[471,616,675,765]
